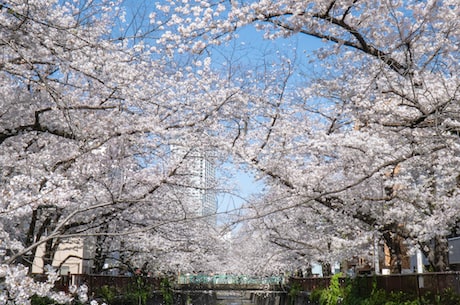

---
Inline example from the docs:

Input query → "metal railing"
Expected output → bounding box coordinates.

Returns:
[177,274,284,285]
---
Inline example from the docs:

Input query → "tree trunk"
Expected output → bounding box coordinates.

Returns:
[382,231,410,274]
[18,209,39,271]
[18,206,63,273]
[92,235,109,274]
[423,235,449,272]
[322,262,332,276]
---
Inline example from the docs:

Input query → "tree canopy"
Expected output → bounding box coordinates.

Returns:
[157,0,460,273]
[1,0,460,302]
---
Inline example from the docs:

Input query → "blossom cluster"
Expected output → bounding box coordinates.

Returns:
[0,265,66,304]
[0,264,108,305]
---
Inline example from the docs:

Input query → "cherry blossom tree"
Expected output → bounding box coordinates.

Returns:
[158,0,460,272]
[2,3,459,305]
[0,0,250,302]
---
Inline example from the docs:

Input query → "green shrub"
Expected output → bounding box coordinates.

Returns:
[342,275,419,305]
[421,288,460,305]
[30,295,58,305]
[358,290,418,305]
[121,276,152,305]
[319,273,345,305]
[97,284,117,304]
[310,287,324,304]
[310,274,422,305]
[288,282,302,305]
[342,276,372,305]
[160,278,174,305]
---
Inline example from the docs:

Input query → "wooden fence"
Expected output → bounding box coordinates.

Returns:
[34,272,460,296]
[33,273,162,294]
[289,272,460,296]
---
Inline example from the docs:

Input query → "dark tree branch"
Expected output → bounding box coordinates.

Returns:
[259,6,410,76]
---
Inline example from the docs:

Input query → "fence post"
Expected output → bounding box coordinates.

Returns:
[416,273,421,302]
[456,272,460,295]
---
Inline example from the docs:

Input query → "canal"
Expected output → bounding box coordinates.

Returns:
[215,291,253,305]
[172,290,291,305]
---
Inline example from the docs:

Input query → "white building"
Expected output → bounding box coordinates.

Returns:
[173,146,217,225]
[186,149,217,224]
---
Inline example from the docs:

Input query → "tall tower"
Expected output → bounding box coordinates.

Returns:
[190,149,217,222]
[173,146,217,225]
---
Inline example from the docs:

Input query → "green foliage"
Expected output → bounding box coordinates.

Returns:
[309,275,424,305]
[288,281,302,298]
[288,282,302,305]
[319,273,345,305]
[124,276,151,305]
[356,290,418,305]
[97,284,117,304]
[30,294,90,305]
[309,287,324,304]
[160,278,174,305]
[342,275,371,305]
[31,295,58,305]
[421,288,460,305]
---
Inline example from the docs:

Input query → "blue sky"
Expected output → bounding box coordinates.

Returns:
[211,26,325,217]
[117,0,327,220]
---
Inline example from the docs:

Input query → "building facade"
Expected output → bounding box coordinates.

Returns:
[183,148,218,224]
[31,237,92,275]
